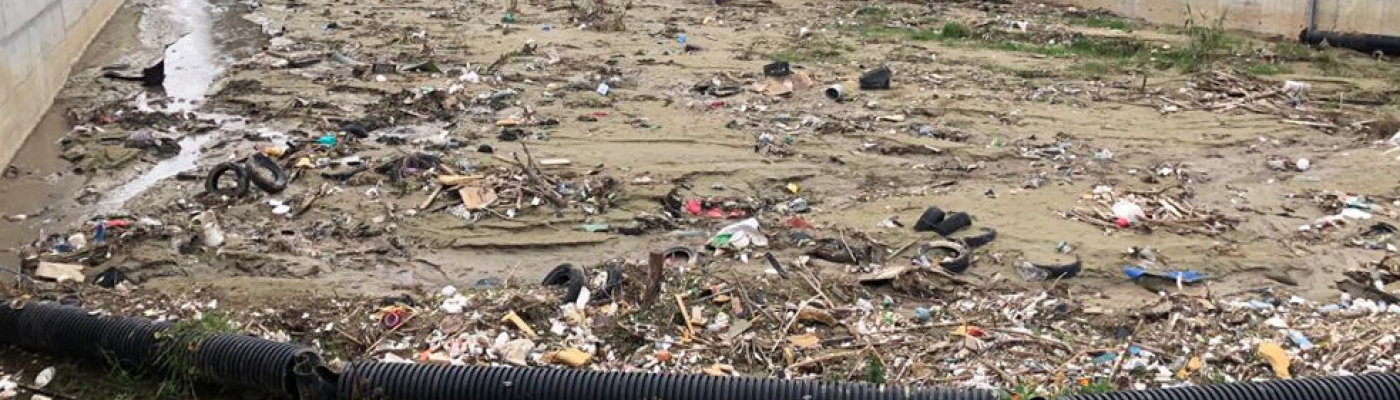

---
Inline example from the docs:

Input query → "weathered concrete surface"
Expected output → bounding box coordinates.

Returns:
[1048,0,1400,37]
[0,0,126,169]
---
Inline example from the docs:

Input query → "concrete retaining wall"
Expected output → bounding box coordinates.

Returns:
[1048,0,1400,38]
[1,0,126,169]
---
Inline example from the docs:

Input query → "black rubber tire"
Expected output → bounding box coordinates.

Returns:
[933,212,972,236]
[920,240,970,274]
[541,264,587,303]
[913,207,946,232]
[1028,259,1082,280]
[663,246,698,265]
[245,153,289,193]
[206,162,250,197]
[342,124,369,138]
[859,66,892,90]
[957,227,997,249]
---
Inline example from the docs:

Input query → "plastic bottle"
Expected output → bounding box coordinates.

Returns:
[193,210,226,247]
[1111,200,1145,227]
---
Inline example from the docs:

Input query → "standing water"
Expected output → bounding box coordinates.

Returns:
[99,0,230,212]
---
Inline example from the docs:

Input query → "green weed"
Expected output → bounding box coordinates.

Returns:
[153,313,238,398]
[865,354,886,384]
[1313,51,1343,75]
[941,21,972,39]
[1072,15,1133,30]
[1161,7,1236,71]
[769,34,856,62]
[861,26,940,41]
[855,6,892,23]
[1071,61,1113,77]
[1271,41,1317,61]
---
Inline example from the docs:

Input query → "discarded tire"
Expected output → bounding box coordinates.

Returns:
[918,240,971,274]
[933,212,972,236]
[542,263,587,303]
[859,66,892,90]
[957,227,997,249]
[1016,258,1082,282]
[337,362,995,400]
[1060,373,1400,400]
[1031,259,1082,280]
[206,161,251,197]
[913,207,946,232]
[245,153,289,193]
[192,334,320,397]
[662,246,698,265]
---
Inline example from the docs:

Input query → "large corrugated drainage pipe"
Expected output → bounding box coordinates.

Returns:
[336,362,994,400]
[1057,373,1400,400]
[0,300,318,399]
[8,299,1400,400]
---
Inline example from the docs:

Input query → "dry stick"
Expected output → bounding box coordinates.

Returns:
[676,294,696,340]
[796,266,834,307]
[978,358,1018,386]
[769,296,820,353]
[419,184,444,210]
[1109,320,1146,389]
[838,229,859,264]
[784,349,865,374]
[889,239,920,259]
[729,269,778,322]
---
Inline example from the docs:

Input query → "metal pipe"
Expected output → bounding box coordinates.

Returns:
[1305,0,1318,35]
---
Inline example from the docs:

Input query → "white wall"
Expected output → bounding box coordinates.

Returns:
[1048,0,1400,37]
[0,0,126,169]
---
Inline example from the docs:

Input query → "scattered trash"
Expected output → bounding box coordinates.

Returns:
[1257,342,1292,378]
[859,67,892,90]
[1016,259,1082,282]
[824,84,845,100]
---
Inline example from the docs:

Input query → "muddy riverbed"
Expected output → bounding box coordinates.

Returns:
[2,0,1400,397]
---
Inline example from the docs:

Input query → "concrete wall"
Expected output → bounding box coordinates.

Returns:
[1,0,126,169]
[1049,0,1400,37]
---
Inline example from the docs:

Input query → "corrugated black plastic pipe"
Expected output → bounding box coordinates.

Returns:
[337,362,994,400]
[2,301,171,370]
[0,300,327,399]
[190,333,322,397]
[1299,30,1400,56]
[1059,373,1400,400]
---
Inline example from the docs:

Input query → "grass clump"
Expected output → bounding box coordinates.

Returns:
[1072,14,1133,31]
[153,313,239,398]
[1240,62,1292,76]
[940,21,972,39]
[770,38,856,62]
[855,6,892,23]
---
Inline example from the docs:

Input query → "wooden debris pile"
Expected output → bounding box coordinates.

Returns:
[1066,186,1241,235]
[1166,71,1342,129]
[425,144,620,218]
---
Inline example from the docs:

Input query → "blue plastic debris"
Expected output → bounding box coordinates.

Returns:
[1122,266,1207,283]
[1287,330,1315,350]
[1092,353,1117,364]
[913,307,931,323]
